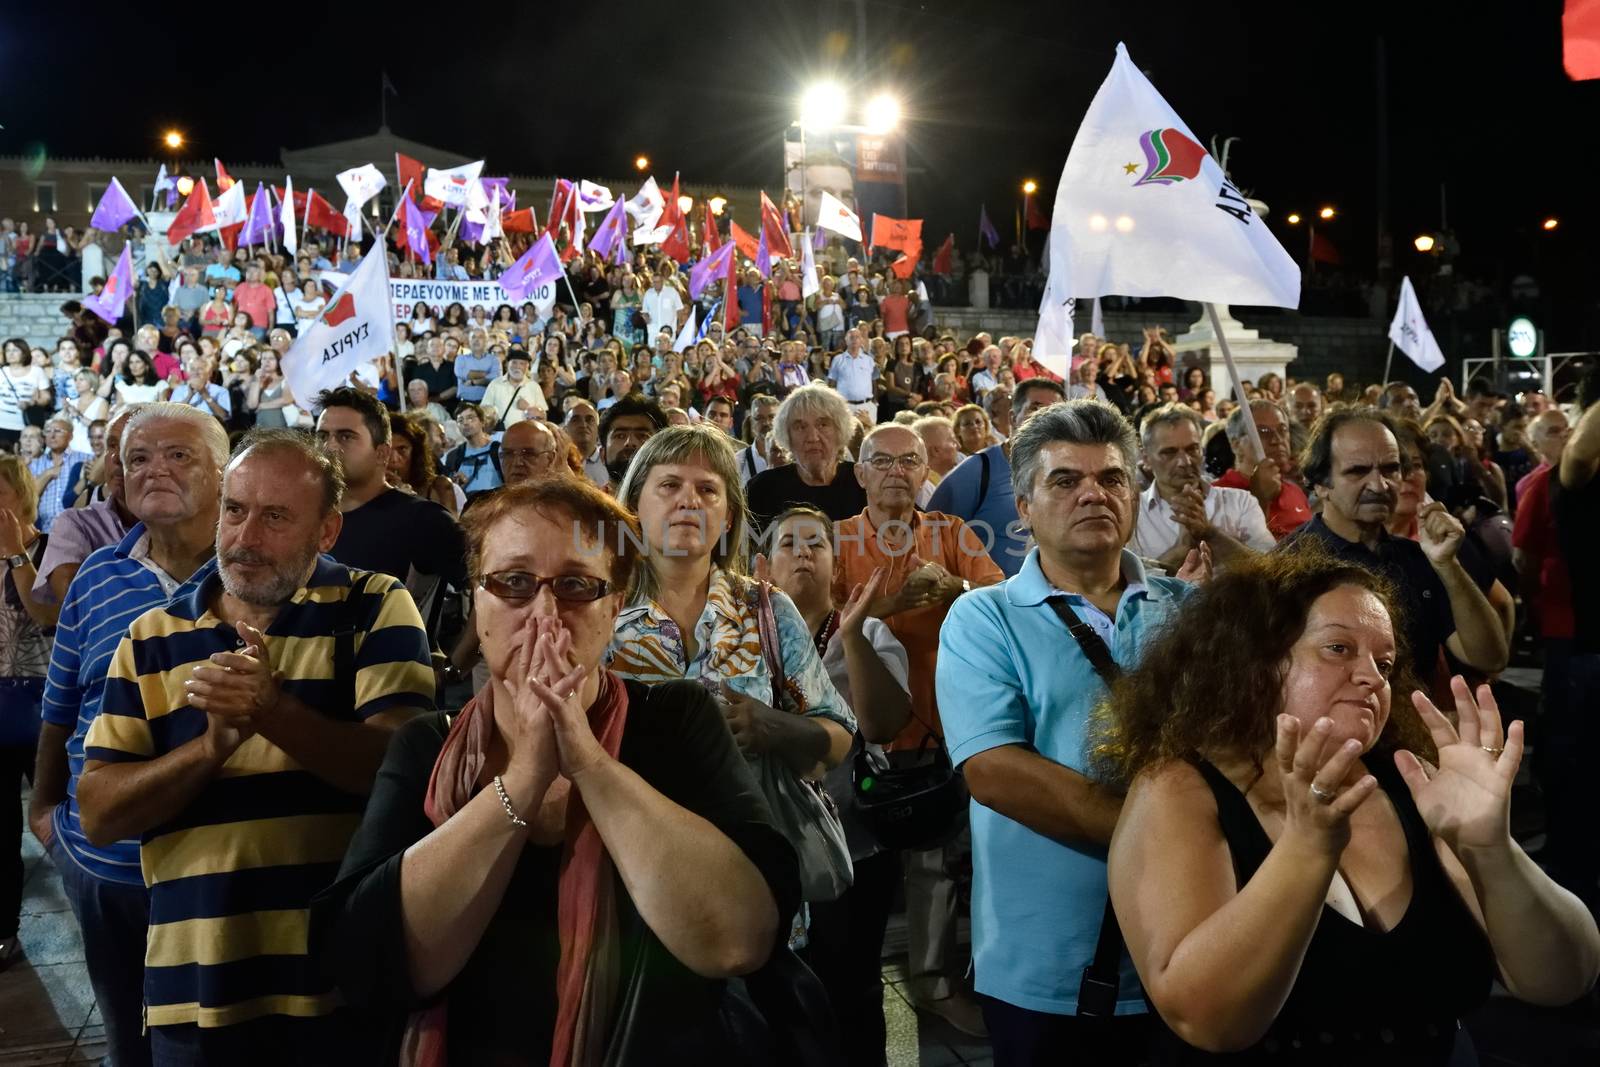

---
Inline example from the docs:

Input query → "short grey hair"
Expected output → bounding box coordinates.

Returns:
[1224,398,1290,446]
[773,382,853,460]
[1010,399,1138,500]
[121,402,231,468]
[229,426,346,514]
[860,422,927,462]
[1139,402,1206,453]
[1011,379,1066,424]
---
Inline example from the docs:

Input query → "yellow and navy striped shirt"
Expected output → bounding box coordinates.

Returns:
[83,554,436,1029]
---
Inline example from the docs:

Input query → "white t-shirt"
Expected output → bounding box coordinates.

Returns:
[641,286,683,333]
[1130,482,1275,562]
[0,365,49,432]
[292,293,326,320]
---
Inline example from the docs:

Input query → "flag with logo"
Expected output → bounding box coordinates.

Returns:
[483,186,504,243]
[577,180,614,212]
[337,163,387,208]
[588,199,629,262]
[816,191,862,242]
[1043,42,1300,310]
[890,239,921,279]
[759,190,793,258]
[424,161,486,208]
[282,250,395,408]
[398,183,433,264]
[305,190,349,237]
[1388,276,1445,372]
[167,178,216,245]
[84,243,134,325]
[625,176,665,229]
[90,178,140,233]
[870,214,922,254]
[502,207,537,233]
[280,176,298,255]
[499,233,563,302]
[800,229,821,298]
[213,180,248,229]
[755,228,772,278]
[689,241,736,300]
[656,174,690,263]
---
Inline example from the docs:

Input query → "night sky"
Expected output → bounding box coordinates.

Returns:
[4,1,1593,332]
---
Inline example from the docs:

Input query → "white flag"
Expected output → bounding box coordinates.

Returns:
[577,180,615,212]
[336,163,387,207]
[800,229,821,298]
[1090,296,1105,339]
[423,161,486,208]
[1388,276,1445,372]
[672,306,698,353]
[282,250,394,408]
[632,223,672,247]
[1032,282,1075,379]
[281,176,298,256]
[625,177,665,228]
[1044,43,1300,309]
[213,181,247,228]
[342,199,366,240]
[816,191,862,242]
[484,186,504,242]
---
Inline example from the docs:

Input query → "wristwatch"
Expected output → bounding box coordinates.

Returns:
[5,552,30,570]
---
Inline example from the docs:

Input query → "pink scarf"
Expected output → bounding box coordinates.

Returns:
[401,672,631,1067]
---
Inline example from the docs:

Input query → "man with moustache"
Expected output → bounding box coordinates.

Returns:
[479,347,547,428]
[78,428,436,1062]
[597,392,666,493]
[1281,408,1509,682]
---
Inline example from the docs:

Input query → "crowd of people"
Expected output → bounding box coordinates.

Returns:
[1,221,1598,1067]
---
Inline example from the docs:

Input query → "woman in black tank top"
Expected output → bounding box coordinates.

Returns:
[1094,549,1600,1065]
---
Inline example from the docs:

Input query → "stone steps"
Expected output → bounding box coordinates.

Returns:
[0,294,77,349]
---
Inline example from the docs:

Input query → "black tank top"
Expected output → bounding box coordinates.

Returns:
[1163,756,1495,1065]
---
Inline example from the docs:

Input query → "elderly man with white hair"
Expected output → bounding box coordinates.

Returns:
[745,381,868,533]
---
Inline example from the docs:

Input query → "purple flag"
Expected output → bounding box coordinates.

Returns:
[460,219,486,245]
[84,243,134,325]
[499,233,562,300]
[688,241,736,300]
[588,200,627,261]
[812,227,827,251]
[400,194,433,264]
[480,177,512,207]
[755,227,772,278]
[89,178,139,233]
[239,184,274,247]
[979,204,999,248]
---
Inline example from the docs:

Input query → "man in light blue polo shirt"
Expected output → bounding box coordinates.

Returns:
[936,399,1205,1064]
[453,328,501,405]
[826,327,879,425]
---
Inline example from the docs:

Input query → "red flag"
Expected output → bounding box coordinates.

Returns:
[273,185,308,215]
[759,191,793,258]
[702,208,721,253]
[870,214,923,254]
[1310,231,1342,265]
[168,178,216,244]
[761,277,772,336]
[658,174,690,263]
[397,153,443,211]
[933,233,954,275]
[728,221,760,263]
[305,190,350,237]
[1566,0,1600,79]
[219,223,244,252]
[890,237,922,279]
[214,159,235,192]
[501,207,538,233]
[1025,196,1050,231]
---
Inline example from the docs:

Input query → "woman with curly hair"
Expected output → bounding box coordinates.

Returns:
[1099,547,1599,1063]
[387,410,463,516]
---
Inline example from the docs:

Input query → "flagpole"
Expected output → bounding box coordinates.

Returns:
[1382,341,1395,386]
[300,188,312,251]
[1205,303,1264,462]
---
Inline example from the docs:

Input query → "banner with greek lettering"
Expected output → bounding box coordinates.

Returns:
[388,277,557,324]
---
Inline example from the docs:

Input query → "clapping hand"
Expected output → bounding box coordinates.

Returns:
[1396,677,1520,853]
[1170,484,1213,541]
[840,567,888,637]
[1175,541,1213,584]
[0,508,35,559]
[1275,713,1380,857]
[1417,502,1464,567]
[185,622,278,759]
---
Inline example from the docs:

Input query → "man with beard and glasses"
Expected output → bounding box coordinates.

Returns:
[597,392,666,494]
[1281,408,1509,690]
[78,428,436,1064]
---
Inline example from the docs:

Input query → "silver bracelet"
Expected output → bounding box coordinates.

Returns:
[492,775,528,830]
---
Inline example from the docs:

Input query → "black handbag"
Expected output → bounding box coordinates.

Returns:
[849,730,968,852]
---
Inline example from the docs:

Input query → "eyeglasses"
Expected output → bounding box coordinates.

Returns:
[478,571,610,603]
[501,448,557,462]
[864,453,926,472]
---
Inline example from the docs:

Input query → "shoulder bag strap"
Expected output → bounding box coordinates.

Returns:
[332,572,368,717]
[498,383,524,427]
[976,450,991,515]
[753,581,786,708]
[1043,596,1125,1018]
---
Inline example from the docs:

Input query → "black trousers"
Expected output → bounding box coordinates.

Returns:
[800,850,901,1067]
[982,996,1153,1067]
[2,740,37,939]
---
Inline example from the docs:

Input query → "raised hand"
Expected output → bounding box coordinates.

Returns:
[0,508,32,559]
[1395,676,1520,853]
[499,616,559,803]
[1417,502,1464,567]
[840,566,888,636]
[1275,714,1379,858]
[1170,484,1213,540]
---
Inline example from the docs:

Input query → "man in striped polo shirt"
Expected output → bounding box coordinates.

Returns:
[34,402,227,1067]
[79,427,437,1063]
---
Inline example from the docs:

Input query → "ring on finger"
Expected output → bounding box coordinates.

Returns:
[1480,745,1503,757]
[1309,783,1337,804]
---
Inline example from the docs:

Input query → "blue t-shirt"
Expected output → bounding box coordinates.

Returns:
[936,548,1193,1014]
[736,284,764,327]
[453,351,501,403]
[41,525,198,885]
[927,445,1028,577]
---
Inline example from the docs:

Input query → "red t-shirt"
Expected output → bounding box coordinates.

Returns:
[880,294,910,334]
[1213,470,1312,540]
[1510,465,1574,639]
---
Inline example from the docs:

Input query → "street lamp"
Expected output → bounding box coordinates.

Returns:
[1542,216,1559,231]
[678,195,694,215]
[163,130,184,151]
[1318,205,1336,220]
[799,82,848,131]
[634,155,650,172]
[1022,180,1038,195]
[1284,206,1336,273]
[863,93,901,135]
[1285,212,1302,225]
[1414,234,1437,253]
[708,196,727,217]
[176,176,194,197]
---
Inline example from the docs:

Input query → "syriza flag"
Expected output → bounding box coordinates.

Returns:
[84,243,134,325]
[816,191,863,242]
[1388,275,1446,372]
[424,161,486,208]
[1044,42,1300,311]
[282,249,395,409]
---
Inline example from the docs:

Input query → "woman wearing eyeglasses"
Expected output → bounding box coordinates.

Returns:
[312,477,799,1065]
